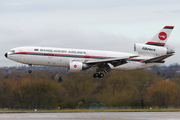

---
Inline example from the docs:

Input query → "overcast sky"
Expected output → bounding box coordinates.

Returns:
[1,0,180,67]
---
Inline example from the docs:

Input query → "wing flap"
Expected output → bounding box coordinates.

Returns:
[85,55,138,67]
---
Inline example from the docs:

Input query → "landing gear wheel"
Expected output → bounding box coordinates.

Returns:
[98,73,104,78]
[93,73,99,78]
[28,70,32,74]
[93,73,104,78]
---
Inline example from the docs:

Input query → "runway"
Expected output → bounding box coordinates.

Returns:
[0,112,180,120]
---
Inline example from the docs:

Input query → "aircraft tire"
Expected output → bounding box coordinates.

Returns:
[98,73,104,78]
[28,70,32,74]
[93,73,99,78]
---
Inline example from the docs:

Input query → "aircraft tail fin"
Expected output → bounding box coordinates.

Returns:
[146,26,174,47]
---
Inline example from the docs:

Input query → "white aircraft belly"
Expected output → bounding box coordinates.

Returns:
[20,55,88,67]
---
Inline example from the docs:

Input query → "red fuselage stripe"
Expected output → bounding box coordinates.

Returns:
[128,58,165,63]
[10,52,165,63]
[10,52,116,59]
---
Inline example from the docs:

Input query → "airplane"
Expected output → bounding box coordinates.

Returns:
[5,26,175,78]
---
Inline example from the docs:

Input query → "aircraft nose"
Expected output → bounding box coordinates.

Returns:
[5,53,8,58]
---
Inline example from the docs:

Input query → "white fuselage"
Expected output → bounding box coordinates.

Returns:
[6,46,162,70]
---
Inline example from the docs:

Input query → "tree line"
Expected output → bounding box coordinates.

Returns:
[0,68,180,109]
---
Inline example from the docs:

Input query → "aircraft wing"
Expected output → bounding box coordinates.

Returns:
[85,55,138,67]
[142,54,174,63]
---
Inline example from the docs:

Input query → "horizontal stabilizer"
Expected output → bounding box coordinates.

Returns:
[142,54,174,63]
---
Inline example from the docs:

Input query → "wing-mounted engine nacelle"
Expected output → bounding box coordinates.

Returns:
[134,43,169,56]
[68,61,89,72]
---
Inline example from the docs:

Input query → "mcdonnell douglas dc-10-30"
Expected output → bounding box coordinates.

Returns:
[5,26,175,78]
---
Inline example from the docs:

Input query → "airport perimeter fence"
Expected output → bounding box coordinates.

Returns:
[1,105,180,111]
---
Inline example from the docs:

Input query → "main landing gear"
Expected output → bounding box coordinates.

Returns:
[93,64,111,78]
[93,72,104,78]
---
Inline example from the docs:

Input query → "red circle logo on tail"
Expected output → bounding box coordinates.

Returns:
[158,32,167,40]
[74,65,77,68]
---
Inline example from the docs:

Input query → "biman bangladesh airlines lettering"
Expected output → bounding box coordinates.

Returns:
[5,26,175,78]
[142,47,156,51]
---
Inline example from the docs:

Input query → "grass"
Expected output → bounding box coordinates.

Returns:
[0,108,180,113]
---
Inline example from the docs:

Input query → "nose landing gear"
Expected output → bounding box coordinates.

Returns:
[28,70,32,74]
[28,64,32,74]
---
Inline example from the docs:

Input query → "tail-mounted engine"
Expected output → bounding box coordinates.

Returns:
[68,61,89,72]
[134,43,175,56]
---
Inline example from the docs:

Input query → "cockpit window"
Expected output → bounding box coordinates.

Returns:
[10,50,15,53]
